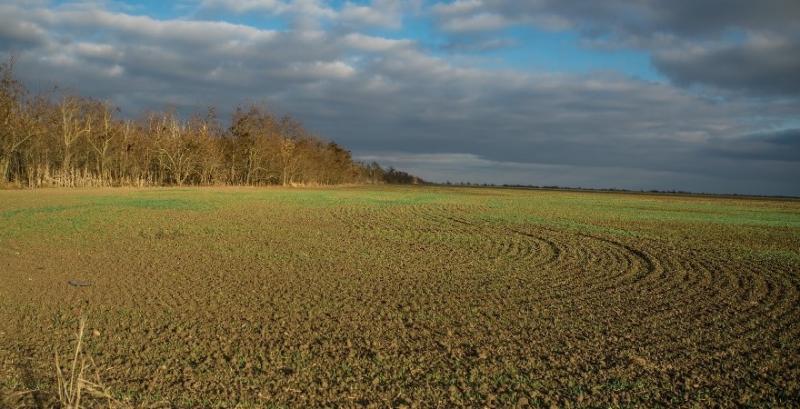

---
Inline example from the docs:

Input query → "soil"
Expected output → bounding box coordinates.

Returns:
[1,186,798,407]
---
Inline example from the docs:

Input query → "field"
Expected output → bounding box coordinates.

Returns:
[1,186,799,407]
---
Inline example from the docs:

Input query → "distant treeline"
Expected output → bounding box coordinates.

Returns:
[0,60,422,188]
[441,181,797,199]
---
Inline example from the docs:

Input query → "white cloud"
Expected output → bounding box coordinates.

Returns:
[433,0,484,16]
[440,12,509,32]
[340,0,405,28]
[290,60,356,79]
[73,41,122,60]
[199,0,336,29]
[341,33,413,52]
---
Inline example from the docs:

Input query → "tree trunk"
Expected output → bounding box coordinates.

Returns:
[0,157,10,182]
[62,149,72,186]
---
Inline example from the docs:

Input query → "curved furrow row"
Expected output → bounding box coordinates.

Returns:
[406,206,799,374]
[328,202,800,383]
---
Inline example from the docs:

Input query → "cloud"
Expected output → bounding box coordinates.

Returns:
[288,60,356,79]
[430,0,800,97]
[199,0,285,14]
[340,33,414,52]
[442,37,516,52]
[704,129,800,162]
[199,0,336,29]
[432,0,800,38]
[433,0,483,16]
[0,4,49,48]
[356,152,800,195]
[653,35,800,96]
[339,0,406,29]
[440,13,509,32]
[201,0,413,30]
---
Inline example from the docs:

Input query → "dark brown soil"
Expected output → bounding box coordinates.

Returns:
[1,187,798,407]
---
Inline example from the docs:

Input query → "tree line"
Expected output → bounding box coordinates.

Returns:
[0,60,422,188]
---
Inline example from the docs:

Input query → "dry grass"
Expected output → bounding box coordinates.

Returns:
[54,315,121,409]
[50,314,126,409]
[1,314,125,409]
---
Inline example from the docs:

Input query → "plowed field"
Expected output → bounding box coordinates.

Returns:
[1,187,799,407]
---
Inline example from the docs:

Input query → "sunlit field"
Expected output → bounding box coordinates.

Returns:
[1,186,799,407]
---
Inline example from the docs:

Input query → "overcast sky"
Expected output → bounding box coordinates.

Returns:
[1,0,799,195]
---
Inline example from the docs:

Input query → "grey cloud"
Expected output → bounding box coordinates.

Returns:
[442,37,516,52]
[338,0,407,29]
[432,0,800,97]
[435,0,800,38]
[357,152,800,196]
[271,66,777,175]
[0,5,49,50]
[439,12,509,32]
[633,0,800,37]
[653,39,800,96]
[199,0,415,30]
[704,129,800,162]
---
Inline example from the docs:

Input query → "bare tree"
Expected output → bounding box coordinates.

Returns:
[86,101,118,183]
[152,113,197,186]
[0,59,33,182]
[58,96,92,184]
[0,60,419,188]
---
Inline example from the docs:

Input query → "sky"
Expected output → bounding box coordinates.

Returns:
[1,0,799,195]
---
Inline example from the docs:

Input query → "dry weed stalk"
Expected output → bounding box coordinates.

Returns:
[54,315,120,409]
